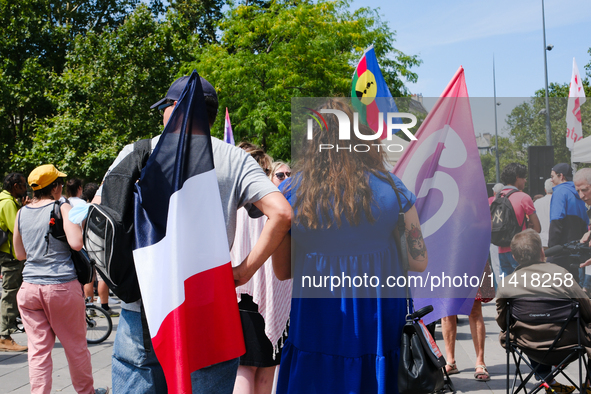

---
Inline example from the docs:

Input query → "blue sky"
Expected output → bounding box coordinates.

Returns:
[350,0,591,99]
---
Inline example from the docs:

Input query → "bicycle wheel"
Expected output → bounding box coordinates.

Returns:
[86,305,113,344]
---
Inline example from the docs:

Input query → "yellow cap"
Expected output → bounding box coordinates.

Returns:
[28,164,67,191]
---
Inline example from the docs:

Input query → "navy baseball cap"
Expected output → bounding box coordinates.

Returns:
[150,76,217,109]
[552,163,573,181]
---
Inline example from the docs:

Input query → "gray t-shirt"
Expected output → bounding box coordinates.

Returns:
[98,136,278,310]
[19,203,77,285]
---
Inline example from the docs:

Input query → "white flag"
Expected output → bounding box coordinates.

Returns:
[566,58,586,151]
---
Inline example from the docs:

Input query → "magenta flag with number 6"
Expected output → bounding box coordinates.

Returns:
[393,66,491,323]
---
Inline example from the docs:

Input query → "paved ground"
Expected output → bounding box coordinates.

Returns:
[0,300,118,394]
[0,300,584,393]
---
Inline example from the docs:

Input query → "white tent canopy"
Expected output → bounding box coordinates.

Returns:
[572,136,591,163]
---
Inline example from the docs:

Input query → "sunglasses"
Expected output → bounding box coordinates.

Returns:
[275,172,291,181]
[158,100,175,112]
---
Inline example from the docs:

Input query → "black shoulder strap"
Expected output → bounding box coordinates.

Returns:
[102,138,152,220]
[134,138,152,159]
[500,189,527,226]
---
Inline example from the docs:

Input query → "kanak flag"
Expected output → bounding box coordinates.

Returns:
[133,71,245,393]
[393,67,491,323]
[567,57,586,152]
[224,107,235,145]
[351,46,400,139]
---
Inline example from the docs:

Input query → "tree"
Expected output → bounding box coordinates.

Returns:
[480,135,526,184]
[167,0,225,45]
[184,0,421,161]
[503,81,591,167]
[0,0,140,175]
[17,5,192,181]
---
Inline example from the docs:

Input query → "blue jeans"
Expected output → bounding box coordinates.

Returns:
[499,251,519,278]
[112,308,239,394]
[190,357,239,394]
[112,309,167,394]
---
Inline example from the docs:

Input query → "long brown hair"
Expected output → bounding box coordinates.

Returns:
[292,98,399,230]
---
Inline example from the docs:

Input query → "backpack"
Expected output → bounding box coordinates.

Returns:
[490,189,526,247]
[48,200,94,284]
[83,139,152,303]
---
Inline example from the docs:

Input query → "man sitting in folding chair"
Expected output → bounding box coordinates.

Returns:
[496,229,591,394]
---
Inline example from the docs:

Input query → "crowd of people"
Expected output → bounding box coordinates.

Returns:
[2,73,591,394]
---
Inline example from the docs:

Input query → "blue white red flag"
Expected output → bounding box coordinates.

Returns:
[224,107,235,145]
[133,71,245,393]
[393,67,491,323]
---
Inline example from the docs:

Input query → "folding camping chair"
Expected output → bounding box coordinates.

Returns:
[505,298,591,394]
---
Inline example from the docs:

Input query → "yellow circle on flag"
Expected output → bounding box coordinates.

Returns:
[355,70,377,105]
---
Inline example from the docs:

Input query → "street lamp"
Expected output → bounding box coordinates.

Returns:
[493,56,501,183]
[542,0,552,146]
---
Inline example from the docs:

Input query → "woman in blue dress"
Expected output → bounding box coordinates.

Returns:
[273,99,428,394]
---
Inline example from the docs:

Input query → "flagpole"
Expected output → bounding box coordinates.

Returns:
[493,56,500,183]
[541,0,552,146]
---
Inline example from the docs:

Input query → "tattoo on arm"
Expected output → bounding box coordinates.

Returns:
[406,223,426,260]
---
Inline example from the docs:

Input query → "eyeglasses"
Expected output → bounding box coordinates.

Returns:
[275,172,291,181]
[158,100,175,113]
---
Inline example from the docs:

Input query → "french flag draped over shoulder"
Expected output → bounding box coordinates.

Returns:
[393,66,491,323]
[133,70,245,393]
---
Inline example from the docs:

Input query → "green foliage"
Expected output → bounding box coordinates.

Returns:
[0,0,141,176]
[17,5,192,182]
[480,135,527,184]
[502,81,591,168]
[183,0,420,161]
[0,0,419,179]
[168,0,225,45]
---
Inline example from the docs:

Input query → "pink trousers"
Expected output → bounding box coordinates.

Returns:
[17,280,94,394]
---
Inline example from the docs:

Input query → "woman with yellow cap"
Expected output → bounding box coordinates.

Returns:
[12,164,108,394]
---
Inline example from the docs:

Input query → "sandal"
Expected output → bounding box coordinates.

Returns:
[474,365,490,382]
[445,362,459,375]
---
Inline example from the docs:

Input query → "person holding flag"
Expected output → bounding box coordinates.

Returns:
[95,73,291,394]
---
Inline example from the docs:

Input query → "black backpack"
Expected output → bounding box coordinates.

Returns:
[490,189,526,247]
[48,200,94,284]
[83,139,151,303]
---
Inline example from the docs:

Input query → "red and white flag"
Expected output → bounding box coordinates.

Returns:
[566,57,586,152]
[133,71,245,393]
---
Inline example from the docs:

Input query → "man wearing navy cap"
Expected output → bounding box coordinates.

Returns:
[547,163,589,284]
[95,76,290,394]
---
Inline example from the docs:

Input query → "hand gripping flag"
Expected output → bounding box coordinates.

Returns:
[393,67,491,323]
[224,107,235,145]
[133,71,245,393]
[352,46,400,139]
[567,57,586,152]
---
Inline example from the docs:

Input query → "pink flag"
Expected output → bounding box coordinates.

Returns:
[393,67,491,323]
[567,58,586,152]
[224,107,235,145]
